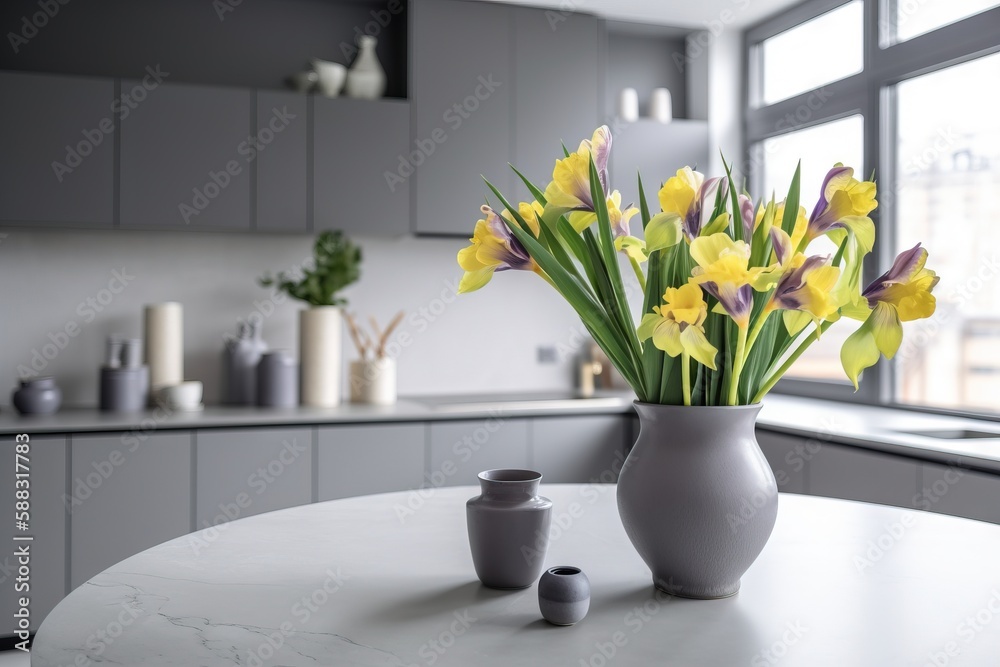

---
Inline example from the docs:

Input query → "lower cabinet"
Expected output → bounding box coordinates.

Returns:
[69,432,192,589]
[317,424,426,500]
[532,416,627,484]
[429,419,531,487]
[756,430,808,494]
[920,463,1000,524]
[809,443,920,508]
[0,436,67,631]
[195,428,313,528]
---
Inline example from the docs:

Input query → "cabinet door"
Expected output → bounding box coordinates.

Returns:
[195,428,312,528]
[610,119,710,238]
[313,98,410,235]
[429,418,530,487]
[256,91,308,232]
[513,8,602,190]
[920,463,1000,524]
[0,71,114,227]
[120,81,252,230]
[70,432,192,588]
[0,436,67,631]
[317,424,425,500]
[756,430,808,494]
[809,442,920,509]
[531,415,626,484]
[412,0,514,235]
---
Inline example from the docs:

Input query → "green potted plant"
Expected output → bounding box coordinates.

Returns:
[260,231,361,407]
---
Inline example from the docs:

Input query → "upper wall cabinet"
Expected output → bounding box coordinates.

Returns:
[256,91,309,232]
[313,97,411,236]
[0,71,115,227]
[119,81,252,231]
[411,0,515,236]
[512,8,603,192]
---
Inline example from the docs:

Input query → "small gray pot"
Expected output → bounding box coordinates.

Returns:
[12,376,62,415]
[256,351,298,408]
[466,469,552,589]
[538,566,590,626]
[617,402,777,599]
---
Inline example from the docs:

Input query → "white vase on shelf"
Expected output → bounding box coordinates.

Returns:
[618,87,639,122]
[299,306,342,407]
[650,88,673,123]
[346,35,386,99]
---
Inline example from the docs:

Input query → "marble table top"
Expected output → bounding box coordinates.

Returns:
[32,486,1000,666]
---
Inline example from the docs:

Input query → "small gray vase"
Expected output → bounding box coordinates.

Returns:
[12,377,62,415]
[466,469,552,589]
[538,566,590,625]
[617,402,777,599]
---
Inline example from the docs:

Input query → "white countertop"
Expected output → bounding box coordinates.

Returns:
[32,486,1000,666]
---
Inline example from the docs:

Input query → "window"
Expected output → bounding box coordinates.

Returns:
[893,52,1000,412]
[755,115,865,381]
[745,0,1000,415]
[886,0,1000,44]
[758,1,864,105]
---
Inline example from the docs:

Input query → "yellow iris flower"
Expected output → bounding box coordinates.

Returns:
[457,204,540,293]
[637,283,718,370]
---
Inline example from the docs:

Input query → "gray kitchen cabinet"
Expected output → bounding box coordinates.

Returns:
[256,91,309,232]
[512,8,602,191]
[756,430,808,494]
[809,442,920,509]
[920,463,1000,524]
[0,437,67,631]
[120,81,252,230]
[411,0,514,235]
[0,71,114,227]
[317,424,425,500]
[195,427,312,528]
[313,98,410,235]
[429,418,530,487]
[531,415,626,484]
[610,119,710,236]
[70,432,192,588]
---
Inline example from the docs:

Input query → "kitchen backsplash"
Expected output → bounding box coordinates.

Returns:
[0,229,584,406]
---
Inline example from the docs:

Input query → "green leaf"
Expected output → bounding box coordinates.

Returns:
[723,156,744,242]
[780,162,801,234]
[510,164,548,206]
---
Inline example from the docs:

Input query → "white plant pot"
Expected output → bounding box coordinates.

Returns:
[349,358,396,405]
[299,306,342,407]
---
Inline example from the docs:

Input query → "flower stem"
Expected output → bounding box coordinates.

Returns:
[751,321,833,403]
[629,256,647,293]
[743,307,772,362]
[682,351,692,406]
[728,325,749,406]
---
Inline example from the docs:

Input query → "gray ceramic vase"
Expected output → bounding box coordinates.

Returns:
[12,376,62,415]
[538,566,590,626]
[466,469,552,589]
[617,402,777,599]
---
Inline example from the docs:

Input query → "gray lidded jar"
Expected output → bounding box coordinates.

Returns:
[538,566,591,625]
[617,402,777,599]
[466,469,552,589]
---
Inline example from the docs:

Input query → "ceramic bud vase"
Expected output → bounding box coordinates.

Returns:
[12,377,62,415]
[617,403,777,599]
[467,469,552,589]
[349,357,396,405]
[223,321,268,406]
[345,35,386,99]
[299,306,342,407]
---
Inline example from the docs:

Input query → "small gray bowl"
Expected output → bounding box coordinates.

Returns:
[538,566,590,626]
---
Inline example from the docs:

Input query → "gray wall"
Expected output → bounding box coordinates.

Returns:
[0,230,583,406]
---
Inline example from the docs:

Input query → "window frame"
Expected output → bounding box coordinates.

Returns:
[743,0,1000,417]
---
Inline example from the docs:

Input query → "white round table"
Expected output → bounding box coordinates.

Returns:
[33,486,1000,666]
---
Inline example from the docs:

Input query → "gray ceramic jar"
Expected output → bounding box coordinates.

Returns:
[256,351,298,407]
[617,403,777,599]
[12,377,62,415]
[538,566,591,625]
[466,469,552,589]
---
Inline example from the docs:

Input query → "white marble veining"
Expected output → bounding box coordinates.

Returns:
[32,487,1000,666]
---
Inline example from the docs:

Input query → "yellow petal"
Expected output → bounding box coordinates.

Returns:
[870,302,903,359]
[615,235,648,263]
[650,319,684,357]
[690,233,742,269]
[644,212,684,252]
[840,317,881,390]
[658,168,701,218]
[783,310,812,336]
[701,212,730,237]
[680,325,718,370]
[458,267,495,294]
[636,312,661,341]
